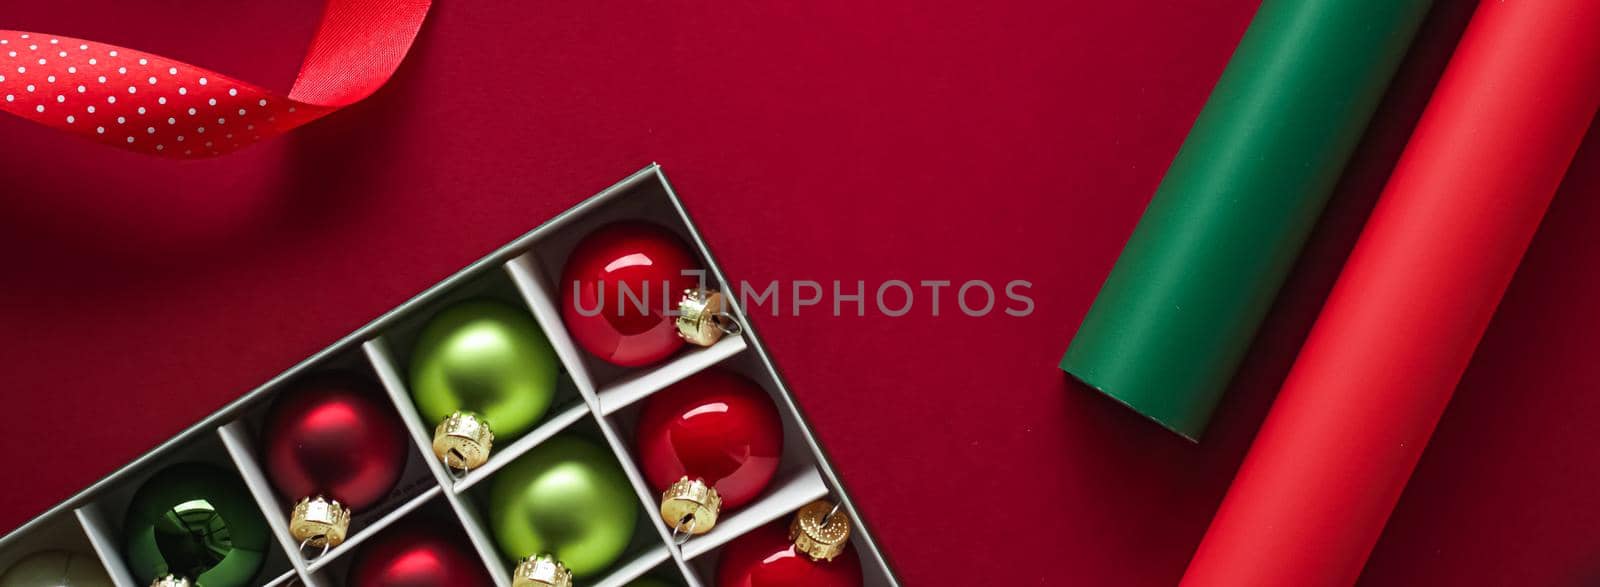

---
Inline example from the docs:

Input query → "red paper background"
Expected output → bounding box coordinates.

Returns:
[3,1,1598,584]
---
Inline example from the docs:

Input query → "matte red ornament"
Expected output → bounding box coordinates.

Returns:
[347,521,493,587]
[637,369,783,520]
[261,376,408,524]
[561,221,701,367]
[715,521,863,587]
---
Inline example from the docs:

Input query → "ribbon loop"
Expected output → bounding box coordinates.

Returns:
[0,0,429,158]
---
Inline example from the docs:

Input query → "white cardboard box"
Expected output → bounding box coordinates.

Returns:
[0,165,899,587]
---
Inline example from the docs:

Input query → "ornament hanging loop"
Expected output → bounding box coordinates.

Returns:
[820,501,843,526]
[444,450,472,479]
[297,536,332,561]
[670,515,700,546]
[717,308,743,336]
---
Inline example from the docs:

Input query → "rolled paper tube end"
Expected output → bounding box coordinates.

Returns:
[1060,351,1205,443]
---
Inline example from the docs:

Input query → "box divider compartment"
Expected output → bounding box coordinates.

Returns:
[0,165,898,587]
[364,337,460,490]
[682,493,897,587]
[600,349,830,565]
[680,467,829,560]
[439,488,514,585]
[303,492,499,585]
[510,240,750,416]
[657,168,899,585]
[302,485,442,574]
[506,249,708,584]
[72,503,138,587]
[216,421,322,587]
[260,569,300,586]
[0,508,118,586]
[583,410,703,585]
[594,335,748,416]
[505,255,604,405]
[448,401,592,495]
[368,334,520,584]
[591,543,673,587]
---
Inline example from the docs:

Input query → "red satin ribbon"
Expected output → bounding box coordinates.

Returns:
[0,0,430,158]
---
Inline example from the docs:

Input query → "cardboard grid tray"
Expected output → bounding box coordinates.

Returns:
[0,165,900,587]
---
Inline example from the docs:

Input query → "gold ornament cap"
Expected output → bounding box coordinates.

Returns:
[789,500,852,561]
[434,411,494,471]
[659,476,721,535]
[289,495,350,548]
[676,289,739,346]
[511,554,572,587]
[150,575,193,587]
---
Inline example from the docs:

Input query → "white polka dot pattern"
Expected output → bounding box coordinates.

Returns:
[0,0,430,158]
[0,33,329,157]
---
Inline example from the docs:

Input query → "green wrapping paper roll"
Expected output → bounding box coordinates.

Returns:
[1061,0,1434,440]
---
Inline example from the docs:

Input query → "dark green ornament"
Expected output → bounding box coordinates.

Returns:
[121,462,270,587]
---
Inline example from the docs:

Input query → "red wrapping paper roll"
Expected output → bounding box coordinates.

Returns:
[1182,2,1600,585]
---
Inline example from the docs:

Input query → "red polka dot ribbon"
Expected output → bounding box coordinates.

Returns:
[0,0,430,158]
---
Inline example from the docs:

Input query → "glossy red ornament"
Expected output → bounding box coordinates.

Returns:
[636,369,783,512]
[262,376,408,512]
[347,521,493,587]
[715,521,863,587]
[561,221,701,367]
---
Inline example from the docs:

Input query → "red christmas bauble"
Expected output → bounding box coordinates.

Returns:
[262,376,408,511]
[347,521,493,587]
[715,520,863,587]
[560,221,700,367]
[636,369,783,511]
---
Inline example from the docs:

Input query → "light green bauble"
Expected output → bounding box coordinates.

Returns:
[0,550,112,587]
[409,299,560,445]
[488,435,638,578]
